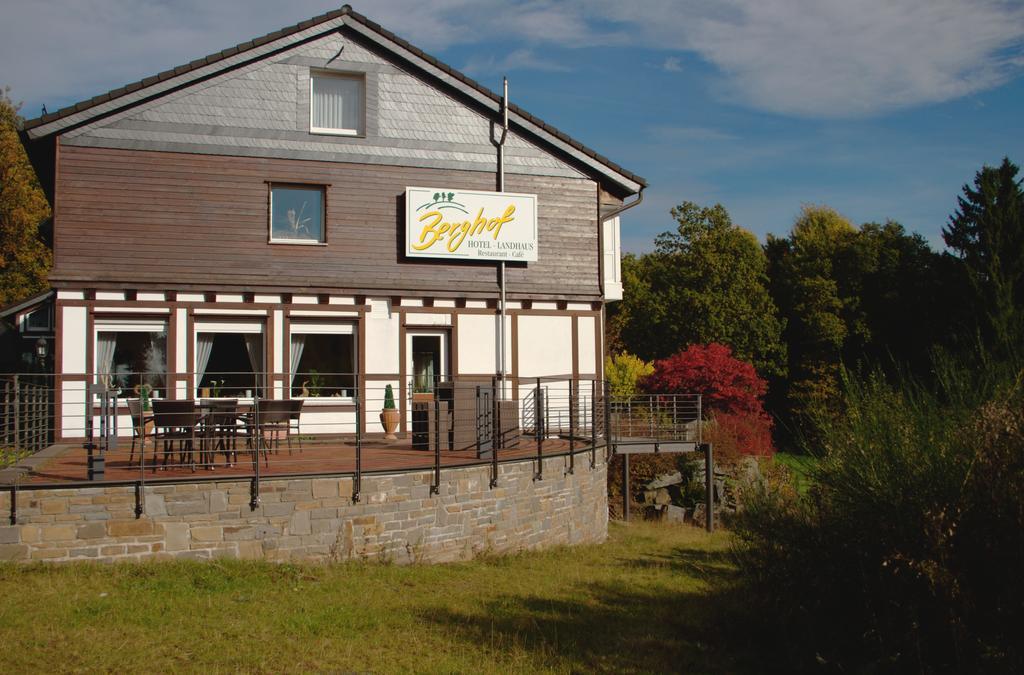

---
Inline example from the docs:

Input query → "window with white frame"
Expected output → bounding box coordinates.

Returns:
[310,72,364,136]
[270,184,325,244]
[94,318,167,395]
[289,322,356,399]
[194,320,264,398]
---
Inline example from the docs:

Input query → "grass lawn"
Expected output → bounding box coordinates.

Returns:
[773,451,818,495]
[0,521,751,673]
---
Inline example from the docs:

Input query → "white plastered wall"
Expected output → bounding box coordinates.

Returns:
[60,306,87,437]
[364,298,399,374]
[577,315,597,376]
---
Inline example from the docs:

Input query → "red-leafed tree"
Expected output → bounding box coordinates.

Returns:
[644,343,775,456]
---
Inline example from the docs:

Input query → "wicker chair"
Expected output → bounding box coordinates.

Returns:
[151,400,201,472]
[127,398,154,467]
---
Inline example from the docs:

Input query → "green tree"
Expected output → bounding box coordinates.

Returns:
[767,205,858,436]
[0,87,51,306]
[607,201,786,379]
[767,206,949,445]
[942,157,1024,350]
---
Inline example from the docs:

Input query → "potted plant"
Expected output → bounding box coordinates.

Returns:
[133,383,155,434]
[380,384,399,440]
[308,369,323,397]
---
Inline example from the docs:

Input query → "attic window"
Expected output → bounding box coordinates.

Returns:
[310,72,364,136]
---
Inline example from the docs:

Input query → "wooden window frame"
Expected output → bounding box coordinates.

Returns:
[267,182,329,246]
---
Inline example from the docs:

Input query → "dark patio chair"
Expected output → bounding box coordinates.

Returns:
[151,399,201,472]
[127,398,154,467]
[201,399,241,467]
[255,399,294,456]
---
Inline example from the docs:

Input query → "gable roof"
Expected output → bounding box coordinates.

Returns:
[21,5,645,196]
[0,289,53,321]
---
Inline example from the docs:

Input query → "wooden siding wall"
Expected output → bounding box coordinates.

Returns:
[54,146,602,300]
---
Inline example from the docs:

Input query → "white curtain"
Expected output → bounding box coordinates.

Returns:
[312,75,361,131]
[195,334,214,382]
[243,334,262,375]
[290,334,305,386]
[96,333,117,386]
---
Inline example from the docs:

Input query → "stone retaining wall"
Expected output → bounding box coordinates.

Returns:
[0,452,608,563]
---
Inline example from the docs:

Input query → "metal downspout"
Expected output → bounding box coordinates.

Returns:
[495,78,509,393]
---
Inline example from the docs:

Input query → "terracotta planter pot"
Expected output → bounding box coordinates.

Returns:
[380,408,400,439]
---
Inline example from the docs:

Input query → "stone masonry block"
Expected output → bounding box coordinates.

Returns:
[236,540,263,559]
[261,502,294,517]
[40,525,76,541]
[0,526,20,544]
[144,493,167,516]
[190,526,223,543]
[209,491,228,514]
[77,522,106,539]
[289,510,311,536]
[107,519,154,537]
[41,500,67,515]
[312,478,339,499]
[0,544,29,561]
[164,523,190,552]
[166,501,208,516]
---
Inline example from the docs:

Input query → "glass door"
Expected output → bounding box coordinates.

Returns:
[407,331,449,398]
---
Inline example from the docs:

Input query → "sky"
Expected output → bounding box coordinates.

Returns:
[2,0,1023,253]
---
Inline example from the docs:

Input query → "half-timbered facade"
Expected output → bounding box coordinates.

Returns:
[19,5,643,441]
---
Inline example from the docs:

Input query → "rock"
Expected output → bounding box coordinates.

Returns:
[664,504,687,523]
[653,488,672,506]
[738,456,763,483]
[646,471,683,490]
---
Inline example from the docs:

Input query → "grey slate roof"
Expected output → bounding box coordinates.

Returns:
[22,4,646,193]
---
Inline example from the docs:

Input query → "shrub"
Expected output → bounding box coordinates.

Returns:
[703,410,774,459]
[645,343,774,456]
[605,352,654,402]
[731,361,1024,671]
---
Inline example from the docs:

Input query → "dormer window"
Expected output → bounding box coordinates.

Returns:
[310,72,364,136]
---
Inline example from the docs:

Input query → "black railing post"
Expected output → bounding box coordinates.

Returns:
[590,379,597,469]
[138,435,146,518]
[604,380,612,460]
[431,396,440,495]
[568,379,575,475]
[12,375,19,456]
[487,384,498,489]
[134,482,144,519]
[250,372,261,510]
[353,388,362,503]
[9,485,17,525]
[622,452,630,521]
[535,377,543,481]
[703,442,714,533]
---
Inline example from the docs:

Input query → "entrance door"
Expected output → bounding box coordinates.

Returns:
[406,331,449,396]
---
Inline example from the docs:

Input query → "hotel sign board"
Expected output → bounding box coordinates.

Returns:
[405,187,538,262]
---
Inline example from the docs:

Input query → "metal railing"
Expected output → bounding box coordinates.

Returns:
[1,369,704,526]
[1,375,53,465]
[608,393,702,444]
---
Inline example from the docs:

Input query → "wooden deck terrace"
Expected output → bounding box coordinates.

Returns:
[17,435,602,486]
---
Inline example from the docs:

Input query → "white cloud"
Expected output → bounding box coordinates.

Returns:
[462,48,572,77]
[661,56,683,73]
[679,0,1024,117]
